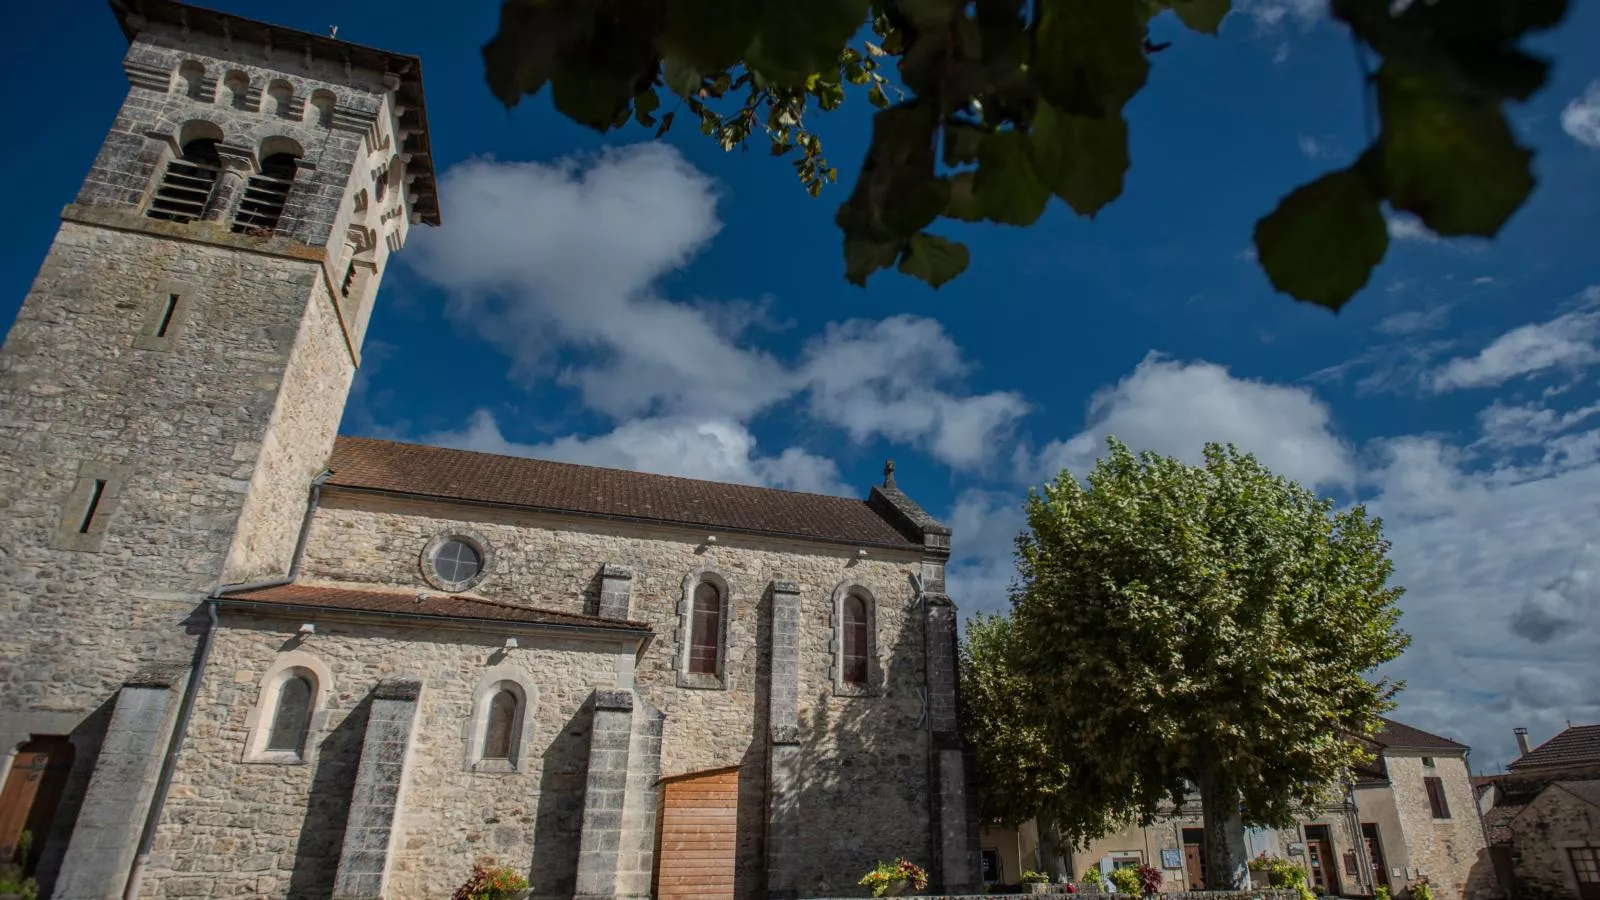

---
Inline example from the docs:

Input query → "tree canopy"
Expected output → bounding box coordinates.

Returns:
[482,0,1567,309]
[964,439,1409,887]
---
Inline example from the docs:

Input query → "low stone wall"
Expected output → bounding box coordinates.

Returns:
[802,892,1303,900]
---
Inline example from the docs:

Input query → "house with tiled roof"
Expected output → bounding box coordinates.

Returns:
[1476,725,1600,900]
[0,3,976,897]
[978,716,1496,900]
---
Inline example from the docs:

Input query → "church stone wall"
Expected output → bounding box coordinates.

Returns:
[139,613,636,900]
[298,491,936,896]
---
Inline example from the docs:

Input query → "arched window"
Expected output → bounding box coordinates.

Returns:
[178,60,208,100]
[482,689,518,760]
[689,581,720,675]
[147,137,220,223]
[266,672,314,753]
[233,151,299,235]
[843,593,869,685]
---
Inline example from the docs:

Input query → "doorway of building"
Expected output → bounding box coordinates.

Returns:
[1182,828,1207,890]
[0,737,75,875]
[654,766,739,900]
[1361,823,1389,888]
[1303,825,1340,895]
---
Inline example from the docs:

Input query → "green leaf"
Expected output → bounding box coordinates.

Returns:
[897,233,970,288]
[1171,0,1230,34]
[868,83,890,108]
[845,236,904,286]
[663,56,703,98]
[944,120,987,165]
[945,172,985,221]
[1028,102,1129,217]
[481,0,593,107]
[1034,0,1150,117]
[551,67,635,131]
[634,88,661,126]
[835,102,946,242]
[747,0,871,86]
[974,130,1050,226]
[661,0,763,73]
[1377,63,1535,237]
[1253,166,1388,310]
[655,111,676,138]
[900,0,964,27]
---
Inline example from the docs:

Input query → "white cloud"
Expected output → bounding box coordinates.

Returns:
[1561,81,1600,149]
[408,147,1024,471]
[1476,399,1600,451]
[1374,305,1450,336]
[1429,293,1600,391]
[1018,354,1356,490]
[944,490,1029,620]
[427,409,849,496]
[1386,214,1441,244]
[799,316,1029,471]
[1236,0,1324,27]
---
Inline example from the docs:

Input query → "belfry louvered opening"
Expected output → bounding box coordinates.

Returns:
[232,152,299,235]
[146,139,220,223]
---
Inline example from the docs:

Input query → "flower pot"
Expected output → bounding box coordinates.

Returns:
[882,879,909,897]
[1028,884,1053,894]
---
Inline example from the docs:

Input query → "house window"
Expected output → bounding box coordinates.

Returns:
[482,689,518,760]
[266,671,314,754]
[1570,848,1599,886]
[147,138,221,223]
[233,151,299,235]
[1421,756,1435,768]
[843,594,869,684]
[689,582,720,675]
[1424,776,1451,819]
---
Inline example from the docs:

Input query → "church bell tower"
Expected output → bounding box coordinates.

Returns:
[0,2,436,894]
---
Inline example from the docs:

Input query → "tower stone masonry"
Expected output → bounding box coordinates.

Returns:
[0,3,980,899]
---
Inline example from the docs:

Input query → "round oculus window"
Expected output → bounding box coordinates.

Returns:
[432,539,482,585]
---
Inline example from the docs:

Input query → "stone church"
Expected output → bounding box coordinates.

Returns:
[0,2,979,898]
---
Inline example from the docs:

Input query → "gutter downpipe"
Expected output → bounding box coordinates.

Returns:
[123,469,332,900]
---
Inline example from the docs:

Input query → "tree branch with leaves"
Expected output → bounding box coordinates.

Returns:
[484,0,1565,308]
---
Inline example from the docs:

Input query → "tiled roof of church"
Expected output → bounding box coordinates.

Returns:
[218,582,652,632]
[1370,717,1469,752]
[326,436,926,549]
[1508,724,1600,771]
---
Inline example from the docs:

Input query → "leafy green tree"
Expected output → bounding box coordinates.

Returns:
[482,0,1566,308]
[998,438,1408,888]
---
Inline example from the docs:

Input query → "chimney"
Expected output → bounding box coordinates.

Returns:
[1513,727,1531,757]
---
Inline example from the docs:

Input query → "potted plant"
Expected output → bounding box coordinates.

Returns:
[451,856,529,900]
[0,829,37,900]
[1135,864,1162,898]
[1022,870,1053,894]
[1080,865,1106,893]
[1108,866,1142,896]
[1247,856,1314,900]
[859,858,930,897]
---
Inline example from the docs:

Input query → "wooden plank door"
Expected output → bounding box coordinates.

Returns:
[0,738,74,873]
[1182,828,1207,889]
[655,767,738,900]
[1307,839,1337,894]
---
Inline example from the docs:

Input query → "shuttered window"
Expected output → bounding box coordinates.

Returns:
[1424,776,1451,819]
[147,139,220,223]
[233,152,298,235]
[689,582,720,675]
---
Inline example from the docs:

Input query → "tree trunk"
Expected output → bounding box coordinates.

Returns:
[1197,761,1250,890]
[1037,816,1071,883]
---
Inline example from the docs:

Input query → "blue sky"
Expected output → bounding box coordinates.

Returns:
[4,0,1598,769]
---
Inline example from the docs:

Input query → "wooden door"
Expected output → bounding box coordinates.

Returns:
[1363,829,1389,888]
[1183,843,1206,890]
[0,738,74,874]
[1307,840,1338,894]
[1569,847,1600,900]
[655,767,738,900]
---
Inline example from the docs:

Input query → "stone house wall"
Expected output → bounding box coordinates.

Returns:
[1504,784,1600,900]
[1385,753,1491,900]
[296,490,936,896]
[1355,781,1414,885]
[138,612,641,899]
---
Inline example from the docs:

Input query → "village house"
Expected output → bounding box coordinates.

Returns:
[980,718,1497,900]
[0,3,979,898]
[1475,724,1600,900]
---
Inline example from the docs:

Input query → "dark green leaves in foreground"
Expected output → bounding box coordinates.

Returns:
[1255,167,1388,309]
[484,0,1566,306]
